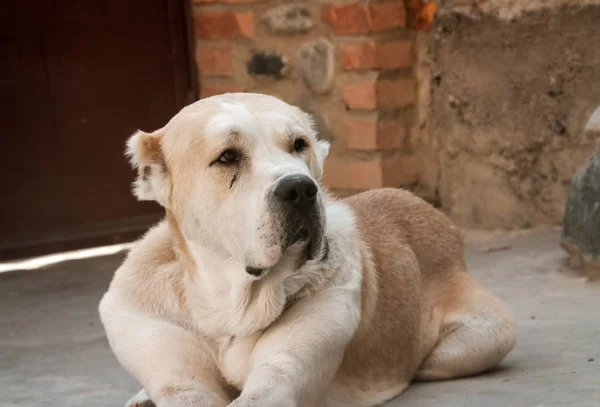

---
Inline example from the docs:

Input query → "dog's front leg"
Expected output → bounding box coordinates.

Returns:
[99,294,235,407]
[229,285,361,407]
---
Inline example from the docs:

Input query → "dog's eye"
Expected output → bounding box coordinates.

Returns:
[217,149,239,164]
[292,138,308,153]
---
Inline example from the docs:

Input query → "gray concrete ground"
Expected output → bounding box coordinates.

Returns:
[1,229,599,407]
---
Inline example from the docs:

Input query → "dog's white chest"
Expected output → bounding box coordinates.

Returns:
[217,332,261,390]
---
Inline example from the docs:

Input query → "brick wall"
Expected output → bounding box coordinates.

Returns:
[191,0,424,197]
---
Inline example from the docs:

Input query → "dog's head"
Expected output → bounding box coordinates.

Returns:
[126,93,330,277]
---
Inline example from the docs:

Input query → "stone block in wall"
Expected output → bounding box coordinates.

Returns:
[247,51,289,78]
[561,106,600,280]
[261,4,314,34]
[296,39,335,94]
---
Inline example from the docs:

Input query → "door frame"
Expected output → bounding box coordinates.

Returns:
[168,0,199,107]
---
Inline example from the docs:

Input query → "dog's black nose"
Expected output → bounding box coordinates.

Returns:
[274,174,318,209]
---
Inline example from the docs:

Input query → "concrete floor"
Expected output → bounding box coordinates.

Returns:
[1,230,599,407]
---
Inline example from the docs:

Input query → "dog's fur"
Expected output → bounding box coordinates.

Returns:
[99,93,517,407]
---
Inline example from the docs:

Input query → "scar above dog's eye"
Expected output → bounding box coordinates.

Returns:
[292,138,308,153]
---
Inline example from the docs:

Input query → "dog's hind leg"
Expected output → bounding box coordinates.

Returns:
[415,275,517,381]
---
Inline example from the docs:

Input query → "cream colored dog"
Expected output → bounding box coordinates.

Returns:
[99,93,517,407]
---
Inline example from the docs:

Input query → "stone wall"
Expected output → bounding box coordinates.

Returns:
[191,0,423,198]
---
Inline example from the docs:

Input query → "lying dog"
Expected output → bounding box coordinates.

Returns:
[99,93,517,407]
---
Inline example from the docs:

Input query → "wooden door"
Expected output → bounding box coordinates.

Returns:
[0,1,196,260]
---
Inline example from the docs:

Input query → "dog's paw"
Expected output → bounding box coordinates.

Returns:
[125,389,155,407]
[228,393,296,407]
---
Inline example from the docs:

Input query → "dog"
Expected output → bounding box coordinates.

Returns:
[99,93,517,407]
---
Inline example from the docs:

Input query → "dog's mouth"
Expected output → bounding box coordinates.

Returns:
[245,200,326,278]
[245,224,322,278]
[285,218,325,266]
[288,227,310,247]
[287,227,314,265]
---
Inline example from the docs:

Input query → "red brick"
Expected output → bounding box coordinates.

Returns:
[340,43,377,70]
[376,42,412,69]
[322,2,405,35]
[343,78,415,110]
[344,119,377,149]
[321,4,371,35]
[405,0,423,10]
[195,12,254,40]
[343,82,377,110]
[324,157,386,189]
[369,2,406,32]
[377,119,406,149]
[383,154,420,186]
[343,117,406,150]
[196,46,233,77]
[340,41,412,70]
[376,78,415,108]
[324,155,419,190]
[200,84,245,99]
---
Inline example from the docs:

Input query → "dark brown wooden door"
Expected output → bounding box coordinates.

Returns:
[0,1,196,260]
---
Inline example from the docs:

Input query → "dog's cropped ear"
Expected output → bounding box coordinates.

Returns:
[303,111,330,174]
[125,130,171,208]
[310,139,330,181]
[315,140,330,166]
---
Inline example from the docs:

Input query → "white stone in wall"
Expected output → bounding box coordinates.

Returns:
[261,4,314,34]
[296,39,335,95]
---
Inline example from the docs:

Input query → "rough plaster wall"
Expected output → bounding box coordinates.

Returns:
[409,32,439,204]
[451,0,600,20]
[422,3,600,228]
